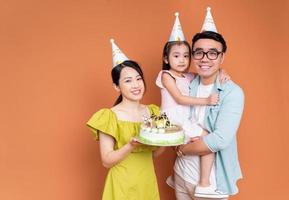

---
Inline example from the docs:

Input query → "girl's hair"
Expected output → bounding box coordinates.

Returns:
[162,41,192,70]
[111,60,146,106]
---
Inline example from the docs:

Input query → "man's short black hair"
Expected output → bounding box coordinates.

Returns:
[192,31,227,53]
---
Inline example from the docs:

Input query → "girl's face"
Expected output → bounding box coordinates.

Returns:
[116,67,145,102]
[165,44,190,74]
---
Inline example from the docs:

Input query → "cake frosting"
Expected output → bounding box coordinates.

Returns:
[138,113,185,146]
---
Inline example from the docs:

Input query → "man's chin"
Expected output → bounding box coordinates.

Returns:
[198,70,219,78]
[198,72,212,78]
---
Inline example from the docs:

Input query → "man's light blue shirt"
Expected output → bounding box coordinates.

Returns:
[189,75,244,195]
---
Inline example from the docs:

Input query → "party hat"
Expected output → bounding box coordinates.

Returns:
[201,7,218,33]
[168,12,185,41]
[110,39,129,68]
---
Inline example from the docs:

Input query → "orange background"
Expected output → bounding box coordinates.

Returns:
[1,0,288,200]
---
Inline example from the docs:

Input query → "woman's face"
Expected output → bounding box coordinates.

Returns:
[117,67,145,102]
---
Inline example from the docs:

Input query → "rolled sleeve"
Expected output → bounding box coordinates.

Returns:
[204,86,244,152]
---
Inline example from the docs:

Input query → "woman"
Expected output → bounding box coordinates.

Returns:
[87,60,164,200]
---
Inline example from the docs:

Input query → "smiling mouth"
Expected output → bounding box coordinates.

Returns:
[199,65,211,70]
[131,90,142,95]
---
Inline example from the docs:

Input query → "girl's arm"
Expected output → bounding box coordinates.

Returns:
[219,69,231,83]
[162,73,218,106]
[99,133,139,168]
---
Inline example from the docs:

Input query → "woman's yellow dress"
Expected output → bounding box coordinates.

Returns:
[87,104,160,200]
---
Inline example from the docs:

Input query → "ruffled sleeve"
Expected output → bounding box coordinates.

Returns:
[86,108,118,141]
[155,70,176,89]
[155,71,164,88]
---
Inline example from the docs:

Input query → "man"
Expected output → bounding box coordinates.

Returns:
[173,31,244,200]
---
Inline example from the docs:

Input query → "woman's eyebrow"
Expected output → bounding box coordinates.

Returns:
[120,76,132,81]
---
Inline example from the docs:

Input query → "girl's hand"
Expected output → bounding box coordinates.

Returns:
[175,145,186,157]
[207,93,219,105]
[219,69,231,84]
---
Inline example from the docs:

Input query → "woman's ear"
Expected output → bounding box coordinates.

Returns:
[113,84,120,92]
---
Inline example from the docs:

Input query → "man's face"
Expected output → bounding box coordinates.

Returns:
[192,39,224,81]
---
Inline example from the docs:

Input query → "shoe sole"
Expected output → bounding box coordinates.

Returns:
[194,193,229,199]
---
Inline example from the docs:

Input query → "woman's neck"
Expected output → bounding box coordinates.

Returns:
[112,99,148,122]
[117,99,141,111]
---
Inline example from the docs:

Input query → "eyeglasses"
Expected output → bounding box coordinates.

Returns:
[192,50,223,60]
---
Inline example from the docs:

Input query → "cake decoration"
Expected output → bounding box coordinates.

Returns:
[138,113,185,146]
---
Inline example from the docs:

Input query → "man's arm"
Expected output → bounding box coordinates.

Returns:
[181,85,245,156]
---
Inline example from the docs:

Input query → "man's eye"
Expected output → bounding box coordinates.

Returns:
[208,51,218,56]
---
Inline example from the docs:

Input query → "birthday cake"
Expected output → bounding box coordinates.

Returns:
[138,113,185,146]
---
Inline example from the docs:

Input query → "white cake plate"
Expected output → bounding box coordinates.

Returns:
[135,136,184,147]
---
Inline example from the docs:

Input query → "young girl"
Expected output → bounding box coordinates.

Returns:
[157,41,229,199]
[87,59,164,200]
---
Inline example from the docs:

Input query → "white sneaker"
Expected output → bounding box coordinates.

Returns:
[194,185,229,198]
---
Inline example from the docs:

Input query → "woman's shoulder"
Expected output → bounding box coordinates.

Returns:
[91,108,115,118]
[86,108,118,140]
[87,108,117,126]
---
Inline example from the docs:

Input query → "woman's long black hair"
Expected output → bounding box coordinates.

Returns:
[111,60,146,106]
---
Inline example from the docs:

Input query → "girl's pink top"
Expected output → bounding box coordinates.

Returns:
[155,70,194,111]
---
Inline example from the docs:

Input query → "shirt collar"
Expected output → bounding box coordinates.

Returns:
[191,72,224,92]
